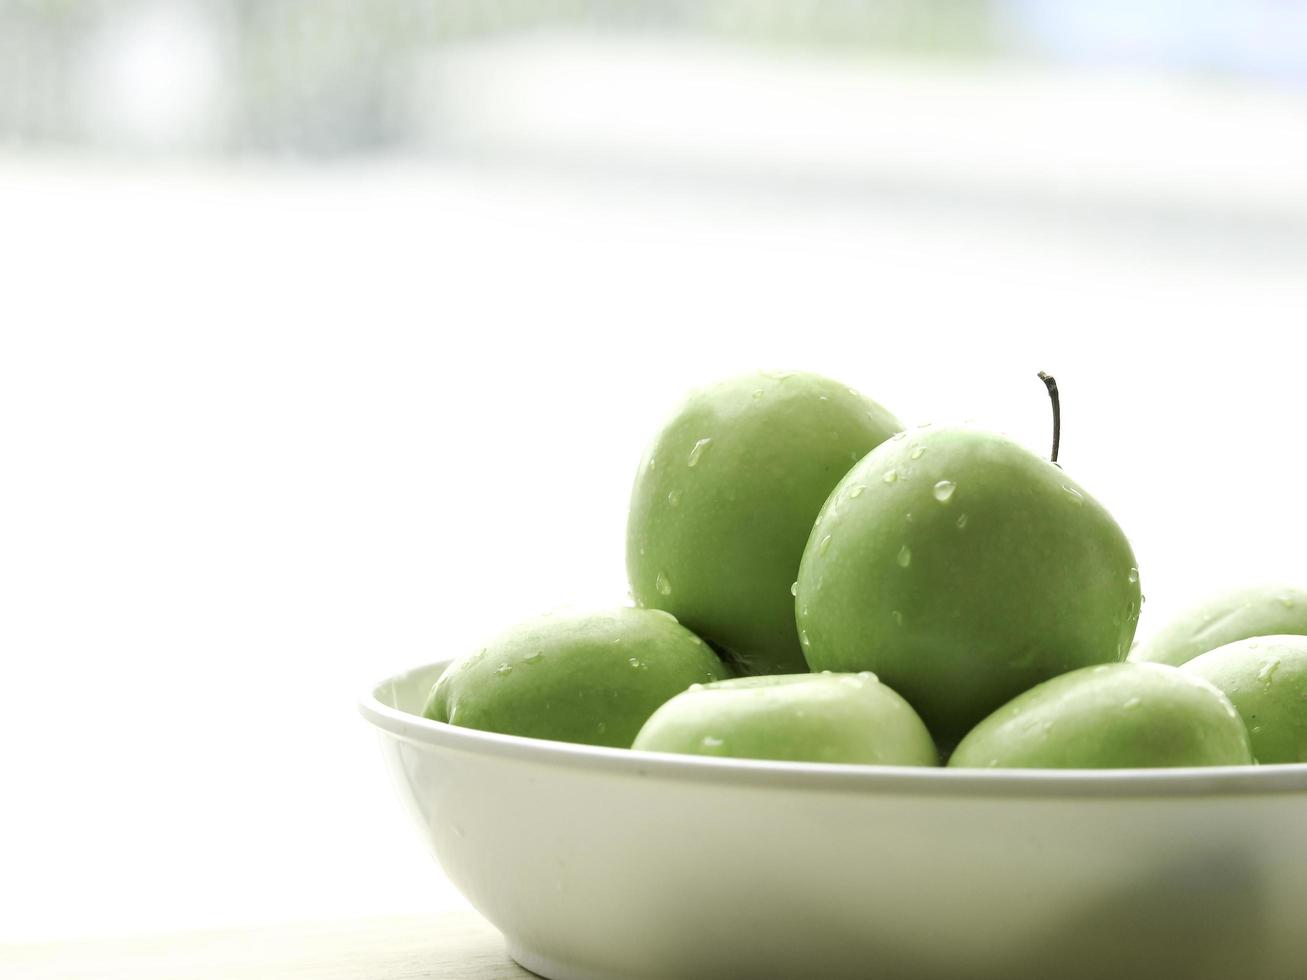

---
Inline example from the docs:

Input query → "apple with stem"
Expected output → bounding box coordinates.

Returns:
[796,373,1141,748]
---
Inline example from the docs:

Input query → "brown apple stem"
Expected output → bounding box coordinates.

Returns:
[1038,371,1060,463]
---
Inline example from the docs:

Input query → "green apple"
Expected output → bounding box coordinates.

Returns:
[627,371,901,675]
[424,608,728,747]
[1181,635,1307,764]
[631,672,937,765]
[949,662,1253,769]
[796,424,1141,747]
[1130,585,1307,667]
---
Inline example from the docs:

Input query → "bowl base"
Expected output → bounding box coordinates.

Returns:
[506,939,623,980]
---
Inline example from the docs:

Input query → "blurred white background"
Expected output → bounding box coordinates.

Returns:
[3,0,1307,945]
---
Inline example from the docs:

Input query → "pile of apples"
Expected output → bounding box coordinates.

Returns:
[425,372,1307,768]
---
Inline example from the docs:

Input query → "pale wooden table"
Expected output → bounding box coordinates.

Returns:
[1,910,537,979]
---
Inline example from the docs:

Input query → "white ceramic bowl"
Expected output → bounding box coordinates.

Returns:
[361,660,1307,980]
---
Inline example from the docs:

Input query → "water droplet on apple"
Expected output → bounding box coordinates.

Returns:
[1063,486,1084,505]
[667,489,682,507]
[597,721,607,734]
[752,389,764,399]
[910,446,926,460]
[1258,658,1282,684]
[687,438,712,467]
[790,581,799,596]
[702,736,724,749]
[882,470,898,484]
[1123,697,1141,710]
[896,545,912,568]
[892,431,908,442]
[818,395,829,402]
[891,610,903,626]
[800,630,811,648]
[932,480,957,504]
[956,513,968,530]
[1128,567,1139,584]
[496,663,513,677]
[818,534,833,555]
[628,657,644,669]
[524,651,545,665]
[655,571,672,595]
[848,485,864,499]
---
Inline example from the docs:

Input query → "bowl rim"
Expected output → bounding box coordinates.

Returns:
[360,659,1307,799]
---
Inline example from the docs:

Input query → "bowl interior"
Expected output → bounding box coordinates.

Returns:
[373,661,448,715]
